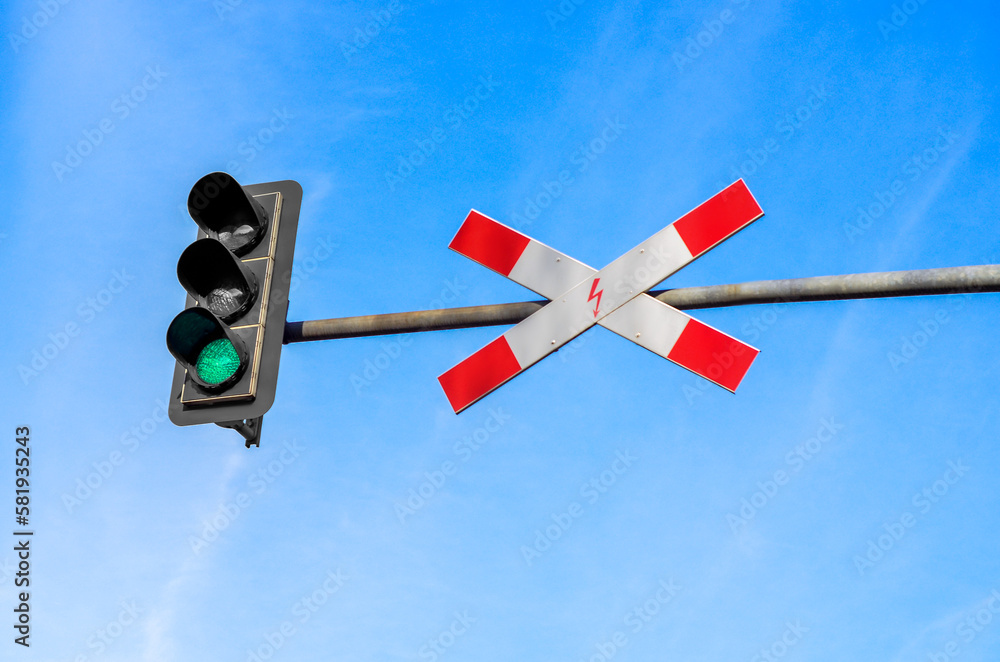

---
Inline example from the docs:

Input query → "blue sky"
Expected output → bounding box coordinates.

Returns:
[2,0,1000,660]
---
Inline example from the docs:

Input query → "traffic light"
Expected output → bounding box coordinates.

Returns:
[167,173,302,447]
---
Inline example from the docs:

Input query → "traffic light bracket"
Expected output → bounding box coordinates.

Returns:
[215,416,264,449]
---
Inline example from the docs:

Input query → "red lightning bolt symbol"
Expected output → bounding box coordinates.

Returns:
[588,277,603,318]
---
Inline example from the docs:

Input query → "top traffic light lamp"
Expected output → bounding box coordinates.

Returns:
[166,173,302,446]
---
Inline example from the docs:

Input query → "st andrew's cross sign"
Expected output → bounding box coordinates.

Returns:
[438,180,764,413]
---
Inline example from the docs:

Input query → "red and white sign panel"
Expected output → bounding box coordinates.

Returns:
[439,180,764,413]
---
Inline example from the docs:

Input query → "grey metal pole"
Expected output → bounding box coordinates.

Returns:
[283,265,1000,344]
[651,264,1000,309]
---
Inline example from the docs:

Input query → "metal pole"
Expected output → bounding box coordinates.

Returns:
[283,265,1000,344]
[650,264,1000,309]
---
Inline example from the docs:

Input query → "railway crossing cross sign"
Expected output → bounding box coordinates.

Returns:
[438,180,765,413]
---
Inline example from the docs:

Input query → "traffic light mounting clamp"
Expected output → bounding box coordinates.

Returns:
[215,417,264,448]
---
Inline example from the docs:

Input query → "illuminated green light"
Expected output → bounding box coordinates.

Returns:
[196,338,241,384]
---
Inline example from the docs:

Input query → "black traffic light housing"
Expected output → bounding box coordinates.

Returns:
[167,173,302,447]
